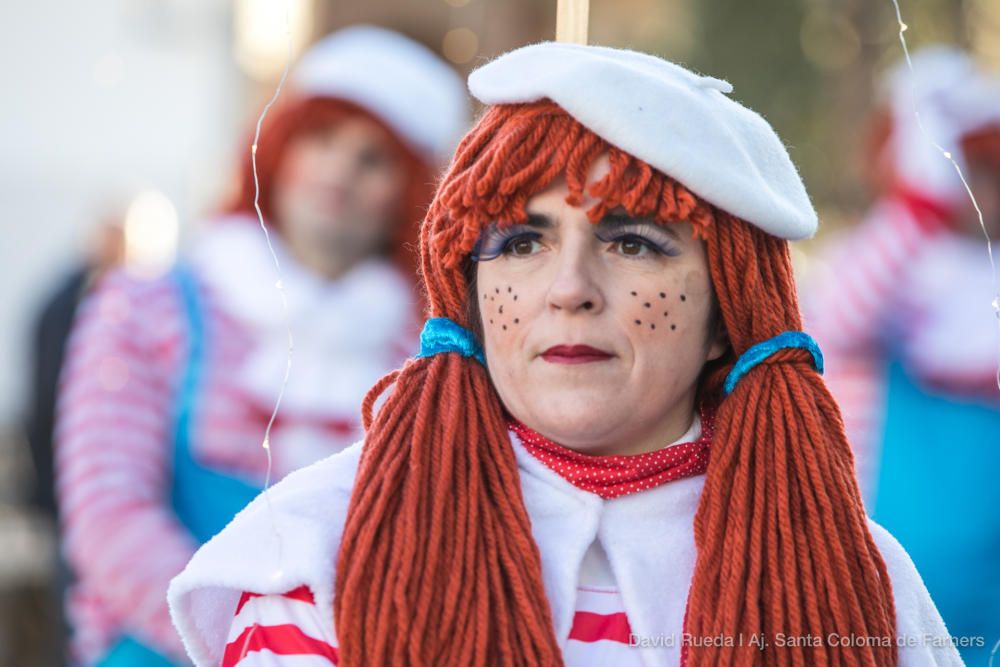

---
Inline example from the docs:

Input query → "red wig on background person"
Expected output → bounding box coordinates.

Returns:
[224,94,436,284]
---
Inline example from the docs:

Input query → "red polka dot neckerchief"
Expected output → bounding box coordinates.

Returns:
[508,405,716,500]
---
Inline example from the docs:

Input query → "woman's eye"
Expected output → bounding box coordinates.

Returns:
[470,226,540,261]
[617,237,647,256]
[505,236,541,256]
[597,221,681,259]
[613,235,656,257]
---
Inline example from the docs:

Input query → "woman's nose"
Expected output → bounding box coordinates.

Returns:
[545,244,604,314]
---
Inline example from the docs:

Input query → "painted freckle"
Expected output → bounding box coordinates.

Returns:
[499,305,504,314]
[513,295,518,301]
[514,318,519,324]
[495,287,500,294]
[502,324,507,330]
[644,302,651,308]
[680,294,686,302]
[671,324,677,330]
[651,324,656,330]
[630,291,637,296]
[659,292,666,298]
[507,286,512,293]
[635,319,641,325]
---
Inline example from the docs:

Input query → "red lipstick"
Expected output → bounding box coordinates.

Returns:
[540,344,613,364]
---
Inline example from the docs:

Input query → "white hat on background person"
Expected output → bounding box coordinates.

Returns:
[881,45,1000,204]
[293,25,470,165]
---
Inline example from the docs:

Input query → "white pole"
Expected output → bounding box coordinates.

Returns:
[555,0,589,44]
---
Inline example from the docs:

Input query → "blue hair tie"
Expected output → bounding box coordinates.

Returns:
[415,317,486,365]
[723,331,824,395]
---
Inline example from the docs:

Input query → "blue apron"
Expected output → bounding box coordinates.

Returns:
[97,266,262,666]
[873,360,1000,664]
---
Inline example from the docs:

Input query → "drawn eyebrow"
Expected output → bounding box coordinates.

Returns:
[524,213,554,229]
[519,211,682,241]
[597,213,681,240]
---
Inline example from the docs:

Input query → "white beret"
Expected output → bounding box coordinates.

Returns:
[293,25,470,166]
[468,42,818,240]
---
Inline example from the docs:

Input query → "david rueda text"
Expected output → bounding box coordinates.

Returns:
[629,633,768,648]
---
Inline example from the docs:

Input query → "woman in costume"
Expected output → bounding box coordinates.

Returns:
[55,26,466,666]
[170,43,961,666]
[804,46,1000,664]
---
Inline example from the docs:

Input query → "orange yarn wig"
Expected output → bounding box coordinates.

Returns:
[224,95,435,283]
[335,101,898,666]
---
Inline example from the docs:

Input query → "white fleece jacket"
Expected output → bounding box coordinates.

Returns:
[169,434,964,666]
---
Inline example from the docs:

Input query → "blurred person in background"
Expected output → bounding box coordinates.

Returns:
[54,25,468,666]
[27,215,124,520]
[803,46,1000,663]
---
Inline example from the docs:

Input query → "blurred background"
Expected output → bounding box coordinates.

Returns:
[1,0,998,664]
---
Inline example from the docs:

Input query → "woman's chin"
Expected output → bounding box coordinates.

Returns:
[519,404,628,450]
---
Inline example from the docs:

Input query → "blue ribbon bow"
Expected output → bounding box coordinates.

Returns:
[415,317,486,365]
[723,331,824,395]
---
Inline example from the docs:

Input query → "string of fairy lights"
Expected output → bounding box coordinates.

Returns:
[248,0,295,572]
[250,23,293,484]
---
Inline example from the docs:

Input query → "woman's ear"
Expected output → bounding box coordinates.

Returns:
[706,305,729,362]
[707,328,730,362]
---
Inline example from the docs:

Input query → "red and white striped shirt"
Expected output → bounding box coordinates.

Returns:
[224,582,641,666]
[57,244,416,664]
[225,587,338,667]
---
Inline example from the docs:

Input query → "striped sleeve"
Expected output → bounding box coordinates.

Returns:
[803,197,942,355]
[55,270,196,658]
[224,587,339,666]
